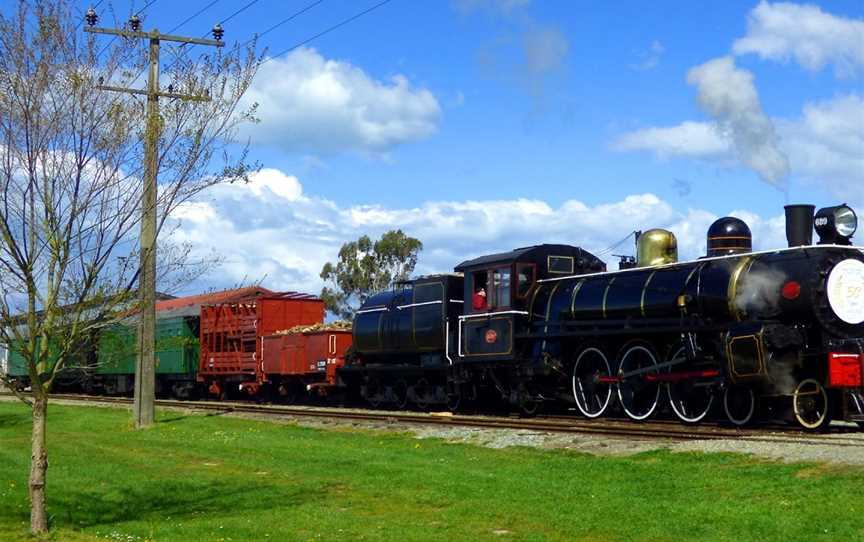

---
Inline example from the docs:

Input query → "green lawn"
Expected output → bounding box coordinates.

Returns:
[0,402,861,542]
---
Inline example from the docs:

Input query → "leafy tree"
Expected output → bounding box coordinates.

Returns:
[0,0,258,534]
[320,230,423,319]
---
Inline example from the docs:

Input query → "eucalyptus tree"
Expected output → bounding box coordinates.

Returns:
[320,230,424,319]
[0,0,259,534]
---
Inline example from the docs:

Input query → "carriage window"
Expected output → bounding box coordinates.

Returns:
[516,264,535,298]
[548,256,574,274]
[492,267,511,308]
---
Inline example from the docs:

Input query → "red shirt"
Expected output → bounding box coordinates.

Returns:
[472,292,487,310]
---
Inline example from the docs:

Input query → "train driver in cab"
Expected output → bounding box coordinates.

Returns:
[472,286,487,311]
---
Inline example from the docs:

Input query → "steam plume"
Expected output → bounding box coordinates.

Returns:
[687,56,790,189]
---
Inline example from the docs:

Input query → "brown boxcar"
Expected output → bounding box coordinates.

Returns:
[198,292,325,397]
[262,329,352,399]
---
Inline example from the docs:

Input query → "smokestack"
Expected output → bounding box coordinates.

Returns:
[784,204,815,247]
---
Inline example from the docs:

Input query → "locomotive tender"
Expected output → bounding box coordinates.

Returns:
[348,203,864,429]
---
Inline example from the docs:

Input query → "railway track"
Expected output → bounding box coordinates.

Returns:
[6,392,864,447]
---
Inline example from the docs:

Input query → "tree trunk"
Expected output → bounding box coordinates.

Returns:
[29,394,49,534]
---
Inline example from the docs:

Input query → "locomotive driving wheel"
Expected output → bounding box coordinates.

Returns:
[723,386,755,426]
[392,379,409,410]
[572,347,613,418]
[445,381,462,412]
[364,378,383,408]
[413,378,431,410]
[666,347,714,424]
[617,344,661,421]
[793,379,832,431]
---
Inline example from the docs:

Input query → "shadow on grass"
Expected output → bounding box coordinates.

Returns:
[158,410,232,424]
[0,412,29,428]
[41,478,331,530]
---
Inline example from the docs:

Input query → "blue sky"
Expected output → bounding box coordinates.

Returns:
[40,1,864,293]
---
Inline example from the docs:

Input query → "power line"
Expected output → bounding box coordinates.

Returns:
[75,0,106,32]
[249,0,325,44]
[94,0,160,59]
[160,0,268,74]
[218,0,261,26]
[162,0,325,76]
[167,0,223,34]
[264,0,394,64]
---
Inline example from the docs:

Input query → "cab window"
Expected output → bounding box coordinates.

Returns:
[471,271,489,312]
[548,255,574,274]
[516,264,536,298]
[491,267,511,308]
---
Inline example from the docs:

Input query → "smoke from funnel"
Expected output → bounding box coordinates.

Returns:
[687,57,790,189]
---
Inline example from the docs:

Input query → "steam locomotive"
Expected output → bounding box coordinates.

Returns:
[344,203,864,429]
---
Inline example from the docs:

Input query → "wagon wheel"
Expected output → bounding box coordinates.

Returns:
[666,347,714,424]
[793,379,832,431]
[277,381,297,404]
[392,379,409,410]
[572,347,612,418]
[723,386,755,426]
[617,344,661,421]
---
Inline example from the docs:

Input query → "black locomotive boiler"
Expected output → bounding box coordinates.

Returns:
[346,203,864,429]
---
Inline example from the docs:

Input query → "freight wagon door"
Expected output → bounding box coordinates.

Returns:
[261,336,282,374]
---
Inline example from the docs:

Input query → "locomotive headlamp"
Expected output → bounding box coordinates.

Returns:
[815,204,857,245]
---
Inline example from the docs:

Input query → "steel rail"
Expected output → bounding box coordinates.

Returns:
[5,393,863,447]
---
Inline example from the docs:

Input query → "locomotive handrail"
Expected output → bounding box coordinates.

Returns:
[356,307,388,314]
[537,244,864,284]
[445,320,453,365]
[458,310,529,320]
[396,300,442,310]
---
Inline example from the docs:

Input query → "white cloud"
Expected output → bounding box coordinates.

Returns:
[686,56,790,187]
[631,40,665,71]
[244,168,304,201]
[238,47,441,154]
[170,170,801,296]
[459,1,568,108]
[733,1,864,77]
[611,94,864,200]
[776,94,864,199]
[523,25,569,77]
[612,121,729,159]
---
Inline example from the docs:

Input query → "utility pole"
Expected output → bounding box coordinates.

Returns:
[84,8,223,428]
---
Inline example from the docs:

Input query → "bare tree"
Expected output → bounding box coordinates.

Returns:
[0,0,259,534]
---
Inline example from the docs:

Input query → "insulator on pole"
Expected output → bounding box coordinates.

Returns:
[212,23,224,41]
[85,7,98,27]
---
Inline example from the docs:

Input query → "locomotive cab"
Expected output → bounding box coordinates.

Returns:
[455,244,605,362]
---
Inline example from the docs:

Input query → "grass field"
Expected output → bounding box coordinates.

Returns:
[0,402,862,542]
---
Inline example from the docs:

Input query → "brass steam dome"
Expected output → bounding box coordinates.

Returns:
[637,229,678,267]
